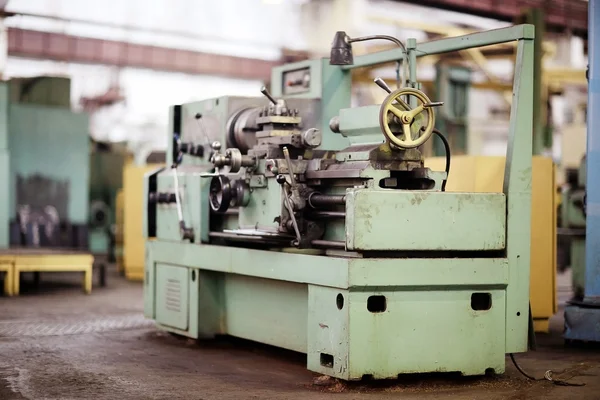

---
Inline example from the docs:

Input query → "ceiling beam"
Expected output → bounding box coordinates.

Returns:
[396,0,588,37]
[6,28,278,81]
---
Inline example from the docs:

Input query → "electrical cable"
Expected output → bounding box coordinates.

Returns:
[509,353,586,387]
[433,129,450,192]
[349,35,407,89]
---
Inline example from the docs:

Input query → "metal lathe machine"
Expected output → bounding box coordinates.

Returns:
[143,25,534,380]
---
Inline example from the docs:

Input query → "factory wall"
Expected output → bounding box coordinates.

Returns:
[3,58,265,152]
[1,0,588,161]
[2,0,305,153]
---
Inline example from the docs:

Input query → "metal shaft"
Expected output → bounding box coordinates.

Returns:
[308,194,346,208]
[172,167,184,222]
[260,86,277,105]
[306,211,346,218]
[311,240,345,249]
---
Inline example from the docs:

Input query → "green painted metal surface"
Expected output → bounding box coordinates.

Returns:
[0,83,7,150]
[144,24,535,379]
[147,240,350,289]
[503,37,534,353]
[8,104,90,223]
[517,8,547,154]
[146,240,510,379]
[238,177,282,231]
[148,240,510,289]
[309,287,506,379]
[0,150,9,248]
[225,275,308,353]
[8,77,71,108]
[155,263,190,331]
[271,59,351,150]
[156,169,211,244]
[346,190,506,251]
[345,25,534,70]
[338,105,386,144]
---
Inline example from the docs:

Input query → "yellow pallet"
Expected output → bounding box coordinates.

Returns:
[0,249,94,295]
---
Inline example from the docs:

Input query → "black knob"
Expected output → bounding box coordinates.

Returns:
[178,142,204,158]
[150,192,177,204]
[209,175,232,213]
[158,193,176,204]
[276,174,287,185]
[192,145,204,157]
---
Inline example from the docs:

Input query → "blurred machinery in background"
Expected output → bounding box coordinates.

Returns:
[115,189,124,274]
[143,25,534,380]
[0,77,89,249]
[0,76,96,295]
[564,0,600,344]
[558,156,587,300]
[433,65,471,156]
[120,153,165,280]
[89,141,128,261]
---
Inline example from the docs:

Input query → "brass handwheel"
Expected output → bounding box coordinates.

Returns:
[379,88,442,149]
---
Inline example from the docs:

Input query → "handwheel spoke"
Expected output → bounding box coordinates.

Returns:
[389,104,405,119]
[407,104,424,119]
[401,123,414,144]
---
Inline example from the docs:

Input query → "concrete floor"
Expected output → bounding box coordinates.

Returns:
[1,268,599,400]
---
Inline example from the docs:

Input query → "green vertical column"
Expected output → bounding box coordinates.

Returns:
[517,8,546,154]
[407,38,418,108]
[503,29,535,353]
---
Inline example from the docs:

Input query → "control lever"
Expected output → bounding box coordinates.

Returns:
[279,146,303,247]
[374,77,393,94]
[423,102,445,108]
[282,147,298,191]
[260,86,277,105]
[171,166,194,242]
[282,147,306,210]
[276,174,302,247]
[375,77,444,109]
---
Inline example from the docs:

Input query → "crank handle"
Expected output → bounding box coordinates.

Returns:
[406,101,444,119]
[374,77,392,94]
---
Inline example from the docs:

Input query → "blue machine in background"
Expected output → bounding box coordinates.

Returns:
[564,0,600,342]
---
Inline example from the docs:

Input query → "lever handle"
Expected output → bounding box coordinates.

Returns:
[260,86,277,105]
[282,147,298,190]
[374,77,392,94]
